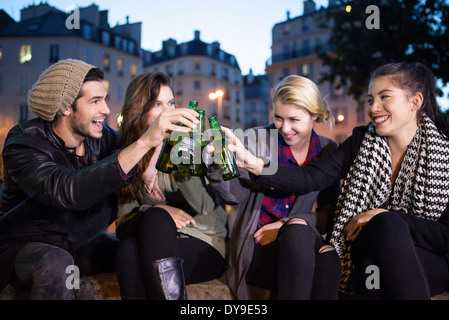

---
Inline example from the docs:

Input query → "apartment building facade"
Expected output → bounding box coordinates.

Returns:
[143,30,244,129]
[243,70,270,130]
[266,0,367,142]
[0,3,142,150]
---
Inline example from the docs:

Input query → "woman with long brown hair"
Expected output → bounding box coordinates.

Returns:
[115,72,227,300]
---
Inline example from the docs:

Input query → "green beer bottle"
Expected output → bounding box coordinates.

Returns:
[155,100,199,173]
[208,116,240,180]
[188,99,198,110]
[176,109,208,176]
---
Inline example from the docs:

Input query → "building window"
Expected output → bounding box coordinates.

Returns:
[82,24,92,39]
[115,36,122,50]
[49,44,59,63]
[19,104,28,122]
[283,24,290,35]
[19,44,32,64]
[176,81,183,96]
[165,64,173,77]
[300,63,313,80]
[178,61,184,75]
[104,54,110,72]
[302,39,310,56]
[117,58,124,76]
[130,63,137,77]
[194,59,201,71]
[128,41,135,55]
[194,80,201,90]
[221,67,229,80]
[101,31,110,46]
[302,17,310,31]
[122,39,128,51]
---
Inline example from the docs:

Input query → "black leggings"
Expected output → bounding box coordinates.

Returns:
[245,221,342,299]
[115,207,226,299]
[350,211,449,299]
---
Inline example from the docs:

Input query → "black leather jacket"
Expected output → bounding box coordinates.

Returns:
[0,118,132,247]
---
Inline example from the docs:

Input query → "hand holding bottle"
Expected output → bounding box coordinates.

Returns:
[118,108,198,175]
[221,127,265,176]
[143,108,199,150]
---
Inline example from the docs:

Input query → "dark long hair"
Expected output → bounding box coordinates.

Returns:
[118,71,172,203]
[371,62,449,138]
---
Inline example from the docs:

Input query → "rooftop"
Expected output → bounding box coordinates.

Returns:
[143,30,240,71]
[0,3,141,56]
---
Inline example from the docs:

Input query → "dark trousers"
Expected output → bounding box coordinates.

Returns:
[351,211,449,299]
[14,233,118,300]
[115,207,226,299]
[245,222,342,299]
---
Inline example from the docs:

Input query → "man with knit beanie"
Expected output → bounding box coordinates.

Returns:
[0,59,199,299]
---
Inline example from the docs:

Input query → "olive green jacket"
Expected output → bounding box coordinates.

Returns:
[117,172,228,258]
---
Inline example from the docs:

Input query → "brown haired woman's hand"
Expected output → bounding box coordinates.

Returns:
[344,208,387,241]
[142,108,199,149]
[154,204,197,229]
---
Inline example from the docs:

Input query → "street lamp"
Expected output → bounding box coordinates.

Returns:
[209,89,224,120]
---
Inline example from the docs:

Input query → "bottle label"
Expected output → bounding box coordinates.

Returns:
[170,137,203,165]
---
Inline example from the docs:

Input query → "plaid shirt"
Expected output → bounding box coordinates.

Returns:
[257,129,322,229]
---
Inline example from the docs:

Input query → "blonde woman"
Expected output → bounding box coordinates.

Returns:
[209,75,341,299]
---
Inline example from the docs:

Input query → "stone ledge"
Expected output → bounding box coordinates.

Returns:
[1,271,447,300]
[0,272,234,300]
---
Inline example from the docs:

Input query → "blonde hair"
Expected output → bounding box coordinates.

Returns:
[272,75,334,131]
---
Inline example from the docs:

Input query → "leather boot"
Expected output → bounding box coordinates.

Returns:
[147,257,187,300]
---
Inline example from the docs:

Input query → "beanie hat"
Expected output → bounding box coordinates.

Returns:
[28,59,95,121]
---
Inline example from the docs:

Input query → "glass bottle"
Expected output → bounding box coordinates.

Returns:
[155,100,199,173]
[208,116,240,180]
[177,109,208,176]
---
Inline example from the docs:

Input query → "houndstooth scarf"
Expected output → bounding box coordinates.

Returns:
[329,114,449,294]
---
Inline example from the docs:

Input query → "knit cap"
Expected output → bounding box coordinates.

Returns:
[28,59,95,121]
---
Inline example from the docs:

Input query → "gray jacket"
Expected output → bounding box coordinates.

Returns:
[208,124,339,299]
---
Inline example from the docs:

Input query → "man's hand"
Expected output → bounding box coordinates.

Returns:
[118,108,198,175]
[140,108,199,150]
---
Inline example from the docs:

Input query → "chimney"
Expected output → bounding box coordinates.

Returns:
[303,0,316,15]
[286,10,290,20]
[194,30,200,40]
